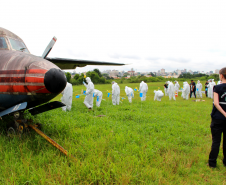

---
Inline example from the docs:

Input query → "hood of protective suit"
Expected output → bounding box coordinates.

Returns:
[86,77,91,83]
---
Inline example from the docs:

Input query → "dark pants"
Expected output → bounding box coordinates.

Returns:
[190,91,196,98]
[205,90,208,97]
[209,119,226,167]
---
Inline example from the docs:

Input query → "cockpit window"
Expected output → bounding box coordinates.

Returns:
[9,38,29,53]
[0,37,8,49]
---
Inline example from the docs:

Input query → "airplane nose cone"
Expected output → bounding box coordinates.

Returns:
[44,68,67,93]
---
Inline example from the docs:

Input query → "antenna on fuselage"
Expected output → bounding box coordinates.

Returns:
[42,36,57,59]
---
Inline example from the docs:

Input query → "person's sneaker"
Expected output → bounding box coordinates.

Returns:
[207,163,216,168]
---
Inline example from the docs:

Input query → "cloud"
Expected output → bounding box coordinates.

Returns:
[108,53,141,60]
[166,58,191,63]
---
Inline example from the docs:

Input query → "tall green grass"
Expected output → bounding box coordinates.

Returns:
[0,82,224,184]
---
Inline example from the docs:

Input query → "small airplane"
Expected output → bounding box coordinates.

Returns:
[0,27,124,156]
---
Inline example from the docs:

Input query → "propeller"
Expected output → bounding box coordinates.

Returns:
[42,36,57,58]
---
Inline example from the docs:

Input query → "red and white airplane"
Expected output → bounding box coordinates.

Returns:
[0,27,125,118]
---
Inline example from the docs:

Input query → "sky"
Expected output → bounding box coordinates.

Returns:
[1,0,226,73]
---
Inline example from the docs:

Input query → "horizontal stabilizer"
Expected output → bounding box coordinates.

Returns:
[0,102,27,117]
[28,101,65,116]
[45,57,125,69]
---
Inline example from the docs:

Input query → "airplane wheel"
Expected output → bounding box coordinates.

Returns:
[7,127,16,138]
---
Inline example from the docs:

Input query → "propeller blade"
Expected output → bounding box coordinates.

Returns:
[42,36,57,58]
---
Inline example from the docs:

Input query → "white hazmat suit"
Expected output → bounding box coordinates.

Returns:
[168,81,176,100]
[181,82,185,99]
[217,81,222,85]
[139,81,148,101]
[196,80,202,98]
[174,81,180,95]
[154,90,164,101]
[83,77,94,109]
[207,80,213,99]
[61,82,73,111]
[182,82,189,100]
[93,89,103,107]
[125,86,134,103]
[112,82,120,105]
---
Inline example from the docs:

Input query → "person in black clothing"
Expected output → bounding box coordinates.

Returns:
[208,67,226,168]
[205,80,209,97]
[164,82,168,96]
[190,80,196,98]
[164,83,168,89]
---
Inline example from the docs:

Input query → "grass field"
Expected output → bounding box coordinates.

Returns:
[0,82,225,184]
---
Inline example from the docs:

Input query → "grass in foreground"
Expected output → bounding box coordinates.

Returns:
[0,82,225,184]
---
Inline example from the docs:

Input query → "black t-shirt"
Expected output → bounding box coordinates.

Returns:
[205,82,209,89]
[164,84,168,88]
[190,82,196,92]
[211,83,226,121]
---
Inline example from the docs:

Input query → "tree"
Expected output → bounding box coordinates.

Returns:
[93,68,102,77]
[209,74,219,81]
[65,72,71,82]
[73,74,80,80]
[86,71,100,83]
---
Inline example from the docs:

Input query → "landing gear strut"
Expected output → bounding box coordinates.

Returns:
[6,111,75,160]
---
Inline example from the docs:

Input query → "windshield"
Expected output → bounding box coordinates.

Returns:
[0,37,8,49]
[9,38,29,53]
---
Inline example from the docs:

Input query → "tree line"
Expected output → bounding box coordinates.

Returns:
[65,69,219,85]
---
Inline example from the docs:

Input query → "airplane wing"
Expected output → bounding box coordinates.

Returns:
[45,57,125,69]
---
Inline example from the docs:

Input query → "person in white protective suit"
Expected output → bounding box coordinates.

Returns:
[93,89,103,107]
[125,86,134,103]
[167,81,176,100]
[112,81,120,105]
[211,79,216,99]
[139,81,148,101]
[174,81,180,95]
[196,80,203,98]
[217,80,222,85]
[154,90,164,101]
[182,82,190,100]
[61,82,73,111]
[83,77,94,109]
[207,79,213,99]
[181,82,186,99]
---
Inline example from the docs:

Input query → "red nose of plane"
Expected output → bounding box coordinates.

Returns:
[44,68,67,93]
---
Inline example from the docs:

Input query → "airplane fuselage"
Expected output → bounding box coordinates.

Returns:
[0,50,66,110]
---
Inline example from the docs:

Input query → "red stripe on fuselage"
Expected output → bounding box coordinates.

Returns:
[0,85,50,93]
[0,77,44,83]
